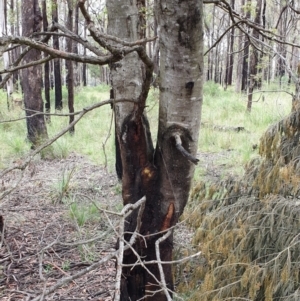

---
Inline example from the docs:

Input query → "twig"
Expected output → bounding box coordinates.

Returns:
[30,196,146,301]
[102,109,114,170]
[38,251,46,282]
[121,250,201,267]
[155,230,173,301]
[174,134,199,165]
[114,196,146,301]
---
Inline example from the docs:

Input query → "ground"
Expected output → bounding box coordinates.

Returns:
[0,150,234,300]
[1,153,123,300]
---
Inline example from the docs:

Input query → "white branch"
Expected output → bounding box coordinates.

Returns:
[155,230,173,301]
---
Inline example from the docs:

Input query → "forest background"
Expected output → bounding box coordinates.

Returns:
[0,0,300,301]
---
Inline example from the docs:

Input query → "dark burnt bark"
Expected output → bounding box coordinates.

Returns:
[107,0,203,300]
[42,0,51,122]
[52,0,63,110]
[82,10,87,87]
[73,3,80,86]
[226,0,235,86]
[21,0,48,147]
[66,0,74,134]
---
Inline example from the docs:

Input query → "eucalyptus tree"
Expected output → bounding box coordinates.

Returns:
[5,0,300,300]
[1,0,204,299]
[52,0,63,110]
[107,0,203,299]
[21,0,48,147]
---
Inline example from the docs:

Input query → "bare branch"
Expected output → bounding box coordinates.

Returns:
[174,134,199,165]
[114,196,146,301]
[29,197,146,301]
[204,20,243,56]
[78,0,156,53]
[0,55,53,75]
[52,21,106,57]
[155,230,173,301]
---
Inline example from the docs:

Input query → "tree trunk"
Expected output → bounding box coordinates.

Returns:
[82,2,87,87]
[108,0,203,300]
[247,0,263,112]
[0,0,13,106]
[10,0,19,91]
[152,1,203,298]
[42,0,51,122]
[73,2,80,86]
[21,0,48,147]
[66,0,74,134]
[241,0,251,93]
[226,0,235,86]
[52,0,63,110]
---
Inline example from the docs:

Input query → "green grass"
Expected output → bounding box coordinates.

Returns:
[198,81,291,175]
[68,201,100,227]
[46,84,115,167]
[0,81,293,178]
[50,166,76,203]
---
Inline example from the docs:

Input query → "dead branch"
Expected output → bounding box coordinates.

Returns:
[0,55,53,75]
[29,196,146,301]
[155,230,173,301]
[174,134,199,165]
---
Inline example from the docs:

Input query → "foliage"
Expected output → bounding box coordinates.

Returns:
[182,103,300,300]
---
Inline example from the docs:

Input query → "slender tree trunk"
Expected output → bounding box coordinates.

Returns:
[276,2,288,87]
[73,2,80,86]
[21,0,48,147]
[42,0,51,122]
[241,0,251,93]
[211,5,216,81]
[247,0,263,112]
[224,15,230,88]
[10,0,19,91]
[227,0,235,86]
[82,47,87,86]
[82,2,87,86]
[52,0,63,110]
[0,0,13,106]
[66,0,74,134]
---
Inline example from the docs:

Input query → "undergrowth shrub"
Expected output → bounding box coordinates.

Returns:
[182,104,300,301]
